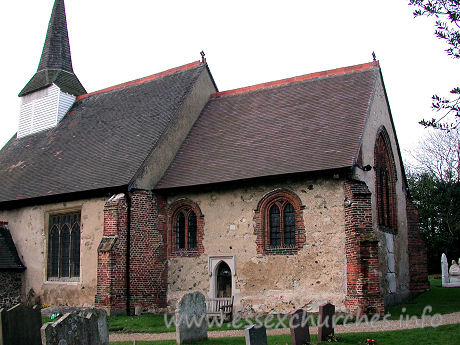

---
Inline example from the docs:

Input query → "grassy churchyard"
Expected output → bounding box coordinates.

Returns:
[41,276,460,344]
[104,276,459,333]
[109,324,460,344]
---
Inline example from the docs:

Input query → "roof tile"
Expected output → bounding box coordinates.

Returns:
[156,64,379,189]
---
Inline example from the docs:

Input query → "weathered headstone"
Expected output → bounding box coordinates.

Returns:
[244,325,267,345]
[289,308,310,345]
[318,302,335,341]
[175,292,207,344]
[41,311,103,345]
[78,308,109,345]
[0,304,41,345]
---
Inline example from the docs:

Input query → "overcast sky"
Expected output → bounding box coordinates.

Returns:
[1,0,459,163]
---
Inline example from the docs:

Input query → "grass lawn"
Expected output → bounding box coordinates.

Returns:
[107,275,459,333]
[107,313,308,333]
[386,275,460,319]
[109,323,460,345]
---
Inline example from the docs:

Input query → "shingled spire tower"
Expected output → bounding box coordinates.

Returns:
[17,0,86,138]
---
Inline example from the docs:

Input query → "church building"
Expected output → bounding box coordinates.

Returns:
[0,0,429,315]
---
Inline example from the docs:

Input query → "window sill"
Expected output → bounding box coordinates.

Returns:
[264,247,298,255]
[170,250,199,257]
[45,278,80,285]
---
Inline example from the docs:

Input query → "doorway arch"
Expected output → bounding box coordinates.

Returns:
[216,261,232,297]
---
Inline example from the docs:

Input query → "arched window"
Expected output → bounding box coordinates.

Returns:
[374,128,397,232]
[168,199,204,256]
[47,212,81,280]
[174,208,197,250]
[268,202,296,248]
[254,189,305,255]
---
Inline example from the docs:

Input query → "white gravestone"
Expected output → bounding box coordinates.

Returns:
[441,253,460,287]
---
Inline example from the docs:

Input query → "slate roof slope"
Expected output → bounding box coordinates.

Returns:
[156,62,379,189]
[0,62,206,203]
[19,0,86,97]
[0,225,25,271]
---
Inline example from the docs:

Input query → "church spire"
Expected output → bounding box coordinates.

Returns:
[18,0,85,97]
[37,0,73,73]
[17,0,86,138]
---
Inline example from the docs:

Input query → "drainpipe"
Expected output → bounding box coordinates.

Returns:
[124,192,131,316]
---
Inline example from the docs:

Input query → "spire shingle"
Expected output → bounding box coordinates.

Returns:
[19,0,86,97]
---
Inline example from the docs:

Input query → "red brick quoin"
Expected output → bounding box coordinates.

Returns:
[167,198,205,257]
[95,190,168,315]
[344,180,384,316]
[253,188,306,255]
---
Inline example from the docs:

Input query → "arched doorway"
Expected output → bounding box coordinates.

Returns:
[216,261,232,297]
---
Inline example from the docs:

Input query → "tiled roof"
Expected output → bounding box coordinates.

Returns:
[156,62,379,189]
[19,0,86,97]
[0,225,25,271]
[19,69,86,97]
[0,62,205,203]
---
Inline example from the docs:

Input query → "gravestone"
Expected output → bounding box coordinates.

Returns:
[244,325,267,345]
[175,292,207,344]
[41,311,103,345]
[0,304,41,345]
[441,253,460,287]
[289,308,310,345]
[318,302,335,341]
[78,308,109,345]
[441,253,449,286]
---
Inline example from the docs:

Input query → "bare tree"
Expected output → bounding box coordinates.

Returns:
[409,128,460,183]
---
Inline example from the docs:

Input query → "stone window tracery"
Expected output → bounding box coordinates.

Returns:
[47,212,81,280]
[174,208,197,250]
[374,127,398,233]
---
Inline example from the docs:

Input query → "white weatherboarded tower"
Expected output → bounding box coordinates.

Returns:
[17,0,85,138]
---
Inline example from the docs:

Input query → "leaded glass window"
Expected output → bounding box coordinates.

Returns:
[284,203,296,247]
[47,212,81,279]
[268,201,297,248]
[188,212,197,249]
[174,208,197,250]
[269,205,281,247]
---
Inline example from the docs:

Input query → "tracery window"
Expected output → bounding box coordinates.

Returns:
[47,212,81,280]
[168,199,204,257]
[374,127,398,232]
[254,189,305,255]
[174,208,197,250]
[269,201,296,248]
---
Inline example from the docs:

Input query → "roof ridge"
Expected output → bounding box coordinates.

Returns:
[76,61,203,101]
[211,61,380,99]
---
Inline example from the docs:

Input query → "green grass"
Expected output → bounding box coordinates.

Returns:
[386,275,460,319]
[107,313,311,333]
[109,323,460,344]
[108,276,459,334]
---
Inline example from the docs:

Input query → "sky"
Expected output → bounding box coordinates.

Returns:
[1,0,459,163]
